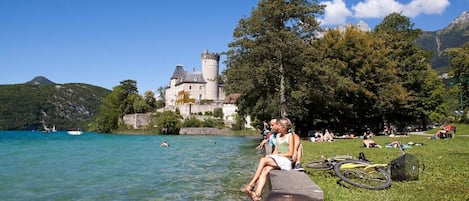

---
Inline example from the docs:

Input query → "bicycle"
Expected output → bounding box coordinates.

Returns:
[305,155,365,170]
[333,140,420,190]
[333,158,391,190]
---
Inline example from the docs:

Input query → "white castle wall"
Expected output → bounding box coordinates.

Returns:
[181,83,206,101]
[177,101,224,117]
[222,104,253,129]
[165,79,177,107]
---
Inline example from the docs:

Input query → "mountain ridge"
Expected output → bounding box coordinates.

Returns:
[439,11,469,34]
[417,10,469,69]
[25,76,56,85]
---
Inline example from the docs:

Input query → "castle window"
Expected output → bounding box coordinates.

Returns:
[199,86,202,90]
[199,94,202,100]
[189,86,192,90]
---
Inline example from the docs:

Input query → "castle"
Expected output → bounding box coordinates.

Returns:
[124,50,251,129]
[164,50,227,117]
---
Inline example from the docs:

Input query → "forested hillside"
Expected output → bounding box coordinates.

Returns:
[0,79,110,131]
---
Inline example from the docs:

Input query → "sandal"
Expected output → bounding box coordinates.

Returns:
[240,184,254,193]
[248,190,262,201]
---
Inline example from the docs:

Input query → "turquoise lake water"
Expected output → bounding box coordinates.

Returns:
[0,131,264,201]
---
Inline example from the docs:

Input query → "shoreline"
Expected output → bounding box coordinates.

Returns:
[111,128,260,136]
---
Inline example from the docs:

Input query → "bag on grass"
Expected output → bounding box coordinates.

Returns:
[390,154,420,181]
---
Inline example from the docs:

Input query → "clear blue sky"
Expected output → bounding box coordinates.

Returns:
[1,0,467,94]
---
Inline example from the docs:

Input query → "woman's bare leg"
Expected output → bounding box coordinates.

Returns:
[246,157,277,186]
[254,166,275,197]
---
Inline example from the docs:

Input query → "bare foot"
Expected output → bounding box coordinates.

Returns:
[247,190,261,201]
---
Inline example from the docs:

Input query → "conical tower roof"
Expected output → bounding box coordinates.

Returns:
[170,65,186,80]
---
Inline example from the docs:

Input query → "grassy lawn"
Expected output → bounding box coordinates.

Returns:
[301,134,469,201]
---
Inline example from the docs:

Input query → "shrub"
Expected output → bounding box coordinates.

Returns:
[213,108,223,118]
[151,110,181,134]
[202,117,224,128]
[182,116,202,127]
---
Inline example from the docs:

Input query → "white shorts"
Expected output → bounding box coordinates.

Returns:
[267,155,292,170]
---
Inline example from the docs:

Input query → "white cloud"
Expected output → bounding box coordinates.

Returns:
[403,0,450,17]
[319,0,352,25]
[352,0,403,18]
[352,0,450,18]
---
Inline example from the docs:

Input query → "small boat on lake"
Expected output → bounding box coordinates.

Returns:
[67,130,83,135]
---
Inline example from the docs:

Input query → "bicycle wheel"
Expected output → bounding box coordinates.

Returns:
[305,160,332,170]
[334,160,391,190]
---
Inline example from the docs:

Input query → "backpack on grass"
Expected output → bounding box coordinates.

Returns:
[390,154,420,181]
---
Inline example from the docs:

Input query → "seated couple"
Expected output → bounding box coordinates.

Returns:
[241,117,303,201]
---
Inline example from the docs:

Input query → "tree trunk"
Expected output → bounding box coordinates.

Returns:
[279,54,287,117]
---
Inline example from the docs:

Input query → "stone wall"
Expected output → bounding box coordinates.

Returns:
[122,113,151,129]
[179,127,230,135]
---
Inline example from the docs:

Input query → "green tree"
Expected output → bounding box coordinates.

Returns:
[374,13,447,127]
[307,25,398,131]
[155,86,166,109]
[143,90,156,111]
[92,88,121,133]
[445,42,469,121]
[224,0,324,122]
[446,42,469,80]
[92,80,139,133]
[133,95,150,113]
[118,79,139,115]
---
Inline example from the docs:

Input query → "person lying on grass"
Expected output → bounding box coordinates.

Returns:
[363,136,382,148]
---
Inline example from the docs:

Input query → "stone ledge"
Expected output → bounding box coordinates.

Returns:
[266,170,324,201]
[179,127,229,135]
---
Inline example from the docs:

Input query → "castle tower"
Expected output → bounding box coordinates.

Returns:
[201,50,220,100]
[165,65,185,107]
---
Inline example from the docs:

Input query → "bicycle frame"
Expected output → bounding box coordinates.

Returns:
[339,162,388,171]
